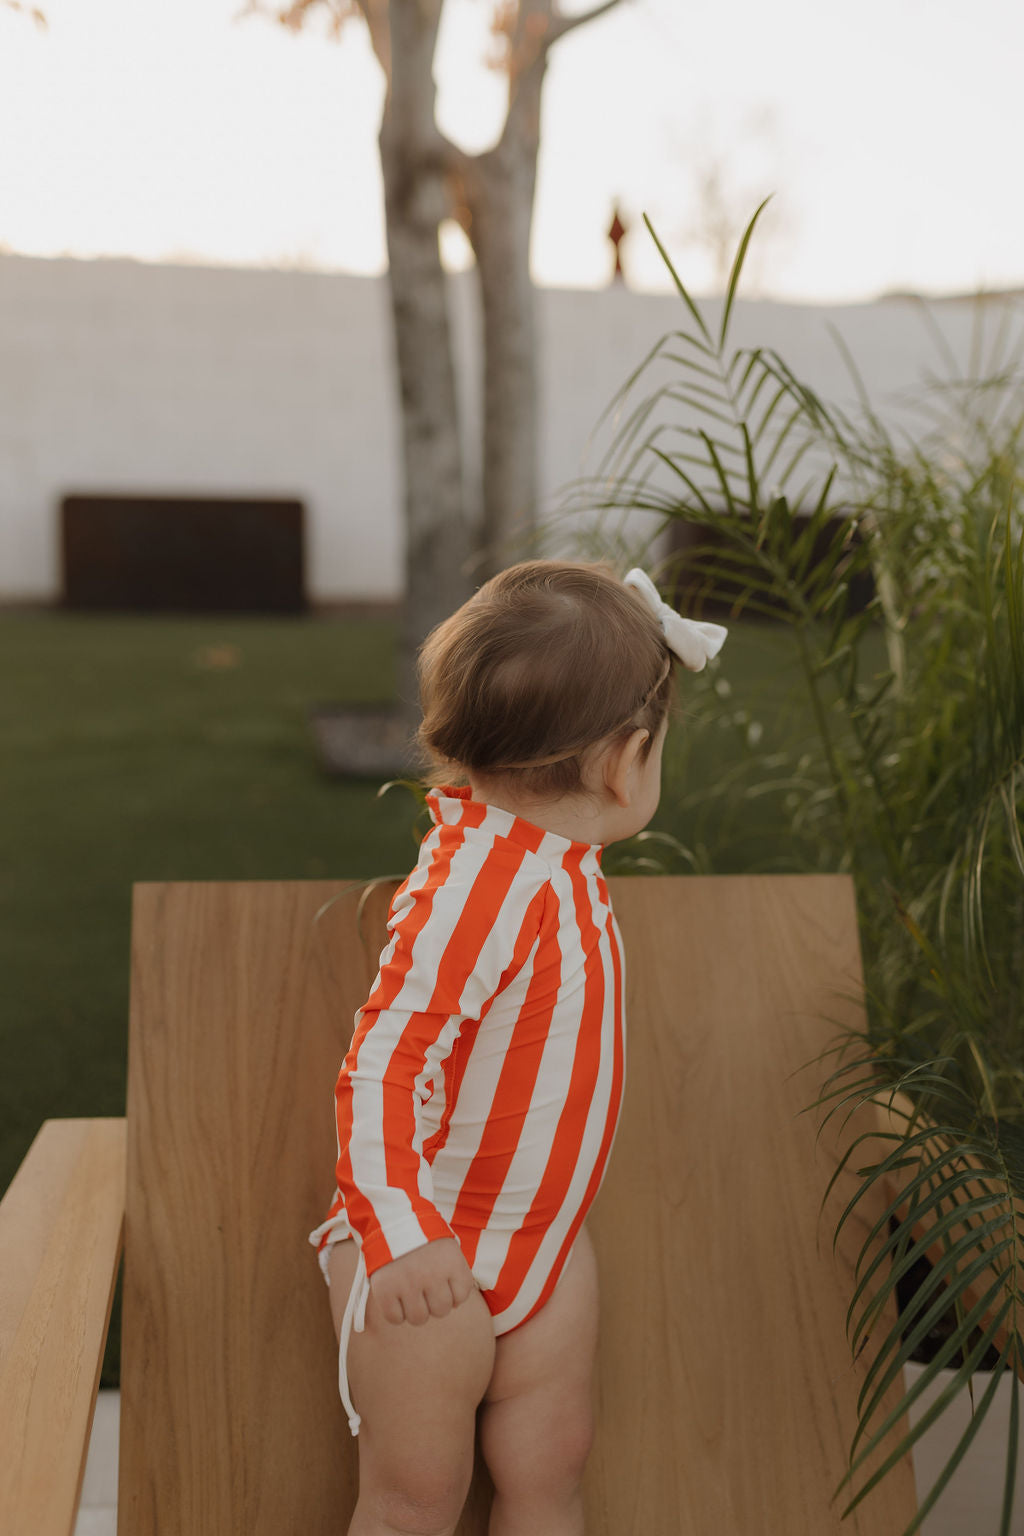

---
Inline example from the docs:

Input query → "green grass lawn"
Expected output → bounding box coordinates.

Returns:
[1,606,821,1193]
[0,605,829,1388]
[1,609,429,1188]
[1,606,820,1381]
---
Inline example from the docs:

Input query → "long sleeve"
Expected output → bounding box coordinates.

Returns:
[333,825,550,1277]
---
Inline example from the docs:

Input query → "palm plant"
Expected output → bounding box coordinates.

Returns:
[568,201,1024,1534]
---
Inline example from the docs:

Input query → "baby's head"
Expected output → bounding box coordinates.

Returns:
[416,560,673,799]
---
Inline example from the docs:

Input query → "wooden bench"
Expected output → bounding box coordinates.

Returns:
[0,874,921,1534]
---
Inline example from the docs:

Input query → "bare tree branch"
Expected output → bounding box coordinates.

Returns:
[550,0,625,45]
[235,0,390,80]
[233,0,356,40]
[493,0,625,141]
[350,0,390,79]
[1,0,47,27]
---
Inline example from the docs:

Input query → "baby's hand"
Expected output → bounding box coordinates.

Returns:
[369,1237,476,1326]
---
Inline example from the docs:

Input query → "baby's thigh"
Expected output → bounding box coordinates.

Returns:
[326,1241,495,1522]
[479,1224,600,1497]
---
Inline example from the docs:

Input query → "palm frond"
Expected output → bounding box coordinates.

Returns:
[565,205,1024,1534]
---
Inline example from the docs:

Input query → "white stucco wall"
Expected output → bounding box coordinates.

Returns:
[0,256,404,602]
[1,251,1020,603]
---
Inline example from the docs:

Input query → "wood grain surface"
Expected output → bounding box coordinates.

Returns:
[583,875,916,1534]
[0,1116,125,1536]
[121,874,917,1534]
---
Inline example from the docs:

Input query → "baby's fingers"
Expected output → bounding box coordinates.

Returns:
[402,1287,431,1326]
[448,1268,475,1308]
[422,1279,456,1320]
[376,1289,406,1326]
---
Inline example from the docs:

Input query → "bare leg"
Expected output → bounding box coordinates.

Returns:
[327,1240,496,1536]
[478,1224,599,1536]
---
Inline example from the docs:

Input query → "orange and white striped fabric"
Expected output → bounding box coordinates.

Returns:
[309,784,627,1342]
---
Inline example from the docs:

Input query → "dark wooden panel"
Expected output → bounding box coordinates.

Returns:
[61,495,306,613]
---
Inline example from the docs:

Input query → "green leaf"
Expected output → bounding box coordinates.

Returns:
[836,1287,1013,1515]
[852,1235,1015,1439]
[720,195,773,349]
[642,214,713,345]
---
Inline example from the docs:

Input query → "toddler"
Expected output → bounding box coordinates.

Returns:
[309,560,726,1536]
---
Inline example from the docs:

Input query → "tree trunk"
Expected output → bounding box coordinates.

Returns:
[380,0,473,715]
[461,9,548,578]
[464,138,539,576]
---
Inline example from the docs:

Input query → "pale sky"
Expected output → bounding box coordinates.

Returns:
[1,0,1023,303]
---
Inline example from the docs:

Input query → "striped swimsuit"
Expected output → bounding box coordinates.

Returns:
[309,785,626,1434]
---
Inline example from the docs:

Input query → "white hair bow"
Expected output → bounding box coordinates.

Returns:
[624,568,728,673]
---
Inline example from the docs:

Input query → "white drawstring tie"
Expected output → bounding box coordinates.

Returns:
[338,1248,370,1436]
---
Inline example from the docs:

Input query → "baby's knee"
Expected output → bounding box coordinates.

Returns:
[364,1480,466,1536]
[483,1389,594,1503]
[537,1399,594,1494]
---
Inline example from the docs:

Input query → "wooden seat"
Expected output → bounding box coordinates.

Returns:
[0,875,921,1534]
[0,1118,125,1536]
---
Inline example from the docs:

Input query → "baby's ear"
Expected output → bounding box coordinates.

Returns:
[602,728,649,808]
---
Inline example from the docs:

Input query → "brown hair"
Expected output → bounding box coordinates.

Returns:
[416,560,674,797]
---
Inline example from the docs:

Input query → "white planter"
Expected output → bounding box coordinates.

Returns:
[905,1360,1024,1534]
